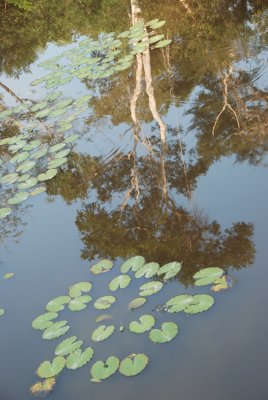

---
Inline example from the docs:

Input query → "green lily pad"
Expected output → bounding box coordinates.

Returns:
[23,140,41,151]
[135,262,159,279]
[49,143,66,153]
[129,315,155,333]
[139,281,163,297]
[18,174,30,182]
[32,148,48,160]
[148,20,166,29]
[0,208,12,219]
[16,160,36,173]
[42,321,70,340]
[69,282,92,297]
[165,295,195,313]
[68,295,92,311]
[32,312,58,330]
[56,98,73,109]
[193,268,224,286]
[7,192,29,205]
[50,108,68,118]
[37,356,66,378]
[94,296,116,310]
[54,149,71,159]
[90,259,113,275]
[184,294,214,314]
[30,186,46,196]
[0,308,5,316]
[0,173,19,184]
[18,178,38,190]
[90,356,119,381]
[3,272,14,279]
[154,39,172,48]
[31,78,45,86]
[31,102,48,112]
[108,274,131,291]
[37,169,58,181]
[95,314,114,323]
[121,256,145,273]
[91,324,115,342]
[64,134,79,143]
[45,91,62,101]
[35,108,51,118]
[128,297,147,310]
[55,336,83,356]
[119,354,148,377]
[157,262,182,280]
[10,151,29,164]
[48,157,68,169]
[46,296,71,312]
[66,347,94,370]
[149,322,178,343]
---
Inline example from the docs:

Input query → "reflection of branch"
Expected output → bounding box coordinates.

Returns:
[0,81,24,103]
[212,66,240,135]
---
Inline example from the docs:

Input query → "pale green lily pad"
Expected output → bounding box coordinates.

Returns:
[49,143,66,153]
[10,151,29,163]
[66,348,94,370]
[154,39,172,48]
[119,354,148,377]
[128,297,147,310]
[46,296,71,312]
[3,273,14,279]
[35,108,51,118]
[64,134,79,143]
[0,309,5,316]
[91,324,115,342]
[30,186,46,196]
[48,158,68,169]
[94,296,116,310]
[139,281,163,297]
[149,322,178,343]
[18,178,38,190]
[56,98,73,109]
[165,295,195,313]
[8,192,29,205]
[90,356,119,381]
[37,356,66,378]
[157,262,182,280]
[31,102,48,112]
[193,268,224,286]
[69,282,92,297]
[50,108,67,118]
[32,148,48,160]
[32,312,58,330]
[37,169,58,181]
[148,20,166,29]
[121,256,145,273]
[68,295,92,311]
[109,274,131,291]
[16,160,36,173]
[184,294,214,314]
[0,208,12,219]
[96,314,113,323]
[90,259,113,275]
[129,315,155,333]
[0,173,19,184]
[135,262,159,279]
[55,336,83,356]
[42,321,70,340]
[18,174,30,182]
[54,149,71,159]
[23,140,41,151]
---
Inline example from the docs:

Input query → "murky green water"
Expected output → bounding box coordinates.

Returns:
[1,1,268,399]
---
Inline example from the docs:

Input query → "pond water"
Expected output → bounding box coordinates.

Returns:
[0,1,268,399]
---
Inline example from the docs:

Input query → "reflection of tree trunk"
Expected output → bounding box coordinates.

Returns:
[0,81,23,103]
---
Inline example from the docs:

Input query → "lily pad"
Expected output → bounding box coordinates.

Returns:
[37,169,58,181]
[0,173,19,184]
[193,267,224,286]
[46,296,71,312]
[90,356,119,381]
[10,151,29,164]
[149,322,178,343]
[16,160,36,173]
[64,134,79,143]
[129,315,155,333]
[48,157,68,169]
[90,259,113,275]
[68,295,92,311]
[30,186,46,196]
[37,356,66,378]
[32,148,48,160]
[121,256,145,273]
[157,262,182,280]
[154,39,172,48]
[211,276,229,292]
[91,324,115,342]
[49,143,66,153]
[94,296,116,310]
[0,208,12,219]
[32,312,58,330]
[119,354,148,377]
[55,336,83,356]
[108,274,131,291]
[8,192,29,205]
[139,281,163,297]
[165,295,195,313]
[0,308,5,316]
[3,273,14,279]
[184,294,214,314]
[135,262,159,279]
[30,377,56,398]
[66,348,94,370]
[69,281,92,297]
[18,178,38,190]
[128,296,147,311]
[96,314,114,323]
[42,321,70,340]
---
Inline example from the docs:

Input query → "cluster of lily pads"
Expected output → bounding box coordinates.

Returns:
[0,19,171,222]
[30,256,230,397]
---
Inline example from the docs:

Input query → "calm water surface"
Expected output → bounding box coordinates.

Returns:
[0,1,268,399]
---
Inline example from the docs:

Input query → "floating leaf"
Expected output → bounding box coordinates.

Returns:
[68,295,92,311]
[32,312,58,330]
[95,314,113,323]
[30,377,56,398]
[94,296,116,310]
[46,296,71,312]
[193,268,224,286]
[64,134,79,143]
[30,186,46,196]
[90,259,113,275]
[31,102,48,112]
[108,274,131,291]
[149,322,178,343]
[157,262,182,280]
[55,336,83,356]
[3,272,14,279]
[211,276,228,292]
[129,315,155,333]
[35,108,51,118]
[18,174,30,182]
[54,149,71,159]
[49,143,66,153]
[90,356,119,381]
[8,192,29,205]
[32,148,48,160]
[48,157,68,169]
[69,282,92,298]
[184,294,214,314]
[139,281,163,297]
[165,295,195,313]
[18,177,38,190]
[42,321,70,340]
[0,308,5,316]
[16,160,36,173]
[148,20,166,29]
[0,208,12,219]
[10,151,29,164]
[119,354,148,377]
[135,262,159,278]
[37,169,58,181]
[37,356,66,378]
[154,39,172,48]
[128,297,147,310]
[121,256,145,273]
[91,324,115,342]
[66,347,94,370]
[23,140,41,151]
[0,173,19,184]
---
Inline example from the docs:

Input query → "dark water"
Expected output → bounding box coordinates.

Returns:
[1,1,268,399]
